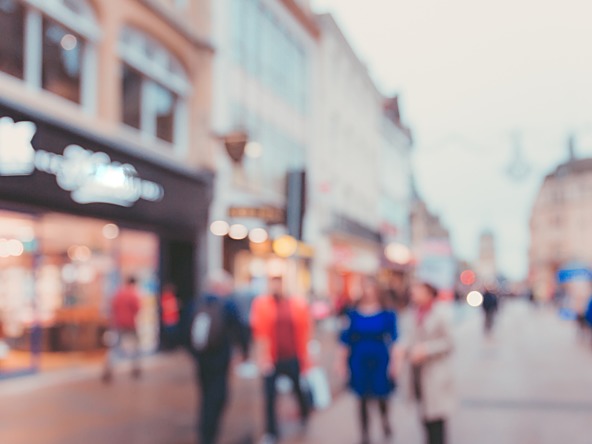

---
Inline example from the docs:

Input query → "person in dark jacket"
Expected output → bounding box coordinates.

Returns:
[482,287,499,335]
[191,270,249,444]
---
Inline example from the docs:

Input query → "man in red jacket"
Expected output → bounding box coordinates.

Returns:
[251,275,312,443]
[103,276,142,382]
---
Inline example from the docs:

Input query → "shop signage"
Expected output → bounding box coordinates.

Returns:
[228,206,285,224]
[0,117,164,207]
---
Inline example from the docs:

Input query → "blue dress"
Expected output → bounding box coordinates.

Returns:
[340,309,398,398]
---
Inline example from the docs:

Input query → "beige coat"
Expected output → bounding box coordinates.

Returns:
[398,302,455,421]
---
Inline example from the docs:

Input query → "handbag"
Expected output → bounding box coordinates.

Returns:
[303,367,332,410]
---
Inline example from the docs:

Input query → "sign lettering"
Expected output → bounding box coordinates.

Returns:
[0,117,164,207]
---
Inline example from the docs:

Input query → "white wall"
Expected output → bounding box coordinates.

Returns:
[307,14,384,295]
[209,0,317,270]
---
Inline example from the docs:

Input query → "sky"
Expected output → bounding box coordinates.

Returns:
[312,0,592,280]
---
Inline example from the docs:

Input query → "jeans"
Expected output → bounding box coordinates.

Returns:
[264,358,310,438]
[424,419,446,444]
[104,329,141,375]
[197,351,231,444]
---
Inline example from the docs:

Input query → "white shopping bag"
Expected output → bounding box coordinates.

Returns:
[304,367,332,410]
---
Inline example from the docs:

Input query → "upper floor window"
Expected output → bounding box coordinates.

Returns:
[0,0,25,79]
[0,0,99,110]
[119,27,190,148]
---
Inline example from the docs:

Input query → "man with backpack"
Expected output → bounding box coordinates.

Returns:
[190,270,249,444]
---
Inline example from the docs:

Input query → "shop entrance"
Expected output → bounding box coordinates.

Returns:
[0,210,159,377]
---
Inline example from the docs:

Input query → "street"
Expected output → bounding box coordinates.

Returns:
[1,300,591,444]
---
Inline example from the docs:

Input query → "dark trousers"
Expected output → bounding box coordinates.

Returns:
[359,397,391,440]
[197,352,230,444]
[424,419,446,444]
[264,358,309,437]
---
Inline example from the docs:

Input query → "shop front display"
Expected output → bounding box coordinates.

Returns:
[0,100,212,377]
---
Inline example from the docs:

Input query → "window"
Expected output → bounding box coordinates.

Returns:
[122,65,142,130]
[119,26,190,148]
[231,1,308,114]
[0,0,98,109]
[0,0,25,79]
[42,18,83,103]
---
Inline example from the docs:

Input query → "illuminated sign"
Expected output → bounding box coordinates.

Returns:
[0,117,164,207]
[228,206,285,224]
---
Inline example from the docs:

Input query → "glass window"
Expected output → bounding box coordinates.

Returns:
[0,0,97,109]
[119,27,189,147]
[0,0,25,79]
[152,82,177,143]
[42,18,83,104]
[122,64,142,130]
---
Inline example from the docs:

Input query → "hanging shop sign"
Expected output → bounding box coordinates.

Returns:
[0,117,164,207]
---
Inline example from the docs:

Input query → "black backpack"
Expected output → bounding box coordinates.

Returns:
[191,297,226,353]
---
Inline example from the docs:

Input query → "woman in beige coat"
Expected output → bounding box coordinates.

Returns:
[397,280,455,444]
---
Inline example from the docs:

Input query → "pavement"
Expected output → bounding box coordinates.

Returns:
[1,300,592,444]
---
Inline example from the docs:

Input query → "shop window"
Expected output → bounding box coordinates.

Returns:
[0,0,98,110]
[0,211,160,375]
[0,0,25,79]
[119,26,189,149]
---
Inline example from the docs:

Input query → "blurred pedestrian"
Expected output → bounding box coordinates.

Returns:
[250,275,312,444]
[584,293,592,342]
[102,276,142,383]
[337,276,398,444]
[398,279,455,444]
[190,270,249,444]
[482,287,499,335]
[161,282,180,350]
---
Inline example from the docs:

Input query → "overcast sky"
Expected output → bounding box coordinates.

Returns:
[312,0,592,280]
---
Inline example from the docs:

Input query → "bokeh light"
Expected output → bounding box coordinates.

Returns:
[210,220,230,236]
[467,290,484,307]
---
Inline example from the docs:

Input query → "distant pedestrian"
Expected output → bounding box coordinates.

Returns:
[482,287,499,335]
[161,283,180,350]
[337,276,398,444]
[398,278,455,444]
[103,276,142,383]
[584,293,592,343]
[190,270,249,444]
[250,275,312,444]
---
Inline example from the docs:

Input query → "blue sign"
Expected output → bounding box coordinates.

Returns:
[557,268,592,283]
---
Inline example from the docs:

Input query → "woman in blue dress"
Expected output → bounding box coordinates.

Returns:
[338,276,398,444]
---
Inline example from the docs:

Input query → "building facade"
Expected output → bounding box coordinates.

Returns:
[529,155,592,302]
[307,14,392,304]
[410,186,455,297]
[379,97,413,294]
[0,0,214,376]
[209,0,318,295]
[477,230,497,286]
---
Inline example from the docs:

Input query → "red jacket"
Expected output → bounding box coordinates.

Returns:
[250,295,311,372]
[111,285,141,330]
[161,291,179,326]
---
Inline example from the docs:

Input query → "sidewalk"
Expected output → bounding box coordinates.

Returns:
[0,324,343,444]
[1,301,592,444]
[293,300,592,444]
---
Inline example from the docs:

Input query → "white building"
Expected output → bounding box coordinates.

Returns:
[380,97,414,286]
[209,0,319,293]
[307,14,409,302]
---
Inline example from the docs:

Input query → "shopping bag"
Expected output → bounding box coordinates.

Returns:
[303,367,332,410]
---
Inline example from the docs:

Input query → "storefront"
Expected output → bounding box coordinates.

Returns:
[0,101,212,377]
[328,236,381,310]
